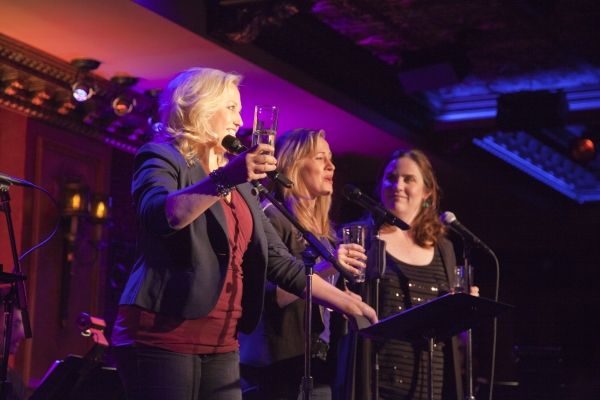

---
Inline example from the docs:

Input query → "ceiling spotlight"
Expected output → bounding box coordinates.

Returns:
[71,59,100,102]
[111,75,138,116]
[112,93,136,116]
[570,130,600,164]
[72,81,94,102]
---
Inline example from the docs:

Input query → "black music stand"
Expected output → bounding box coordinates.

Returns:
[358,293,514,400]
[29,354,126,400]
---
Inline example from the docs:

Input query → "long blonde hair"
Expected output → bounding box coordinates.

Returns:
[158,67,242,166]
[273,128,335,242]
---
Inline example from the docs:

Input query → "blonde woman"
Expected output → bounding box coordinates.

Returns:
[239,129,367,400]
[110,70,376,400]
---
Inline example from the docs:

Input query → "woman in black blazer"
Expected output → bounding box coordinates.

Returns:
[111,67,377,400]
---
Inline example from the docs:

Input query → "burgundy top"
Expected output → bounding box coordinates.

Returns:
[111,190,253,354]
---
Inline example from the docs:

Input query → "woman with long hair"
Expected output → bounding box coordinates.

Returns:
[341,149,477,400]
[240,128,367,399]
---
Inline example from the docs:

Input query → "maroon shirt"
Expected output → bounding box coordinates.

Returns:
[112,190,253,354]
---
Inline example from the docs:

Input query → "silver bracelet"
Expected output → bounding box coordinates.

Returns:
[209,167,235,197]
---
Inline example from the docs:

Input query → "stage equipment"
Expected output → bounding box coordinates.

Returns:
[357,293,514,400]
[110,76,138,116]
[570,127,600,164]
[496,90,568,132]
[441,211,497,399]
[358,293,514,400]
[222,135,294,188]
[30,313,125,400]
[440,211,493,254]
[71,59,100,102]
[0,175,35,400]
[342,185,410,231]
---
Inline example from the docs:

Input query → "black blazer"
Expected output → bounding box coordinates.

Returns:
[118,142,306,334]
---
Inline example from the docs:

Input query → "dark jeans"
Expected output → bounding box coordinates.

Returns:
[114,346,241,400]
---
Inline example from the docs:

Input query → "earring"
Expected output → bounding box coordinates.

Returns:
[422,200,429,208]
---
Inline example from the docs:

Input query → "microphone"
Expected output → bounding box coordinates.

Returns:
[221,135,294,188]
[0,173,34,188]
[342,185,410,230]
[440,211,493,253]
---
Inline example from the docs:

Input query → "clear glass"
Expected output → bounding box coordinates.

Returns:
[453,265,467,293]
[342,225,367,283]
[252,105,279,155]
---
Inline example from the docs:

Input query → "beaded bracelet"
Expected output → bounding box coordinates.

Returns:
[209,167,236,197]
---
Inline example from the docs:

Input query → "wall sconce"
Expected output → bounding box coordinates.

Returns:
[60,183,112,258]
[111,75,138,116]
[71,59,100,102]
[59,182,112,326]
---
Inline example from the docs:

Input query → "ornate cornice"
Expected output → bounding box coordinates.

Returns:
[0,33,156,153]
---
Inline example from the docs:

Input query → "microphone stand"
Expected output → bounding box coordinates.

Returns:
[0,184,32,400]
[300,247,317,400]
[463,244,475,400]
[366,208,387,400]
[248,181,356,400]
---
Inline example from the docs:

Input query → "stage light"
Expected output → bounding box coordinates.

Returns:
[72,81,94,102]
[111,75,138,116]
[570,129,600,164]
[112,93,136,116]
[70,59,100,102]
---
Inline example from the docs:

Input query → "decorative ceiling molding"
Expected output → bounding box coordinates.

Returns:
[0,33,157,153]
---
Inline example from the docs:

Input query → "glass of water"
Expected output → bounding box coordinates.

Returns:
[342,225,367,283]
[252,105,279,155]
[452,265,467,293]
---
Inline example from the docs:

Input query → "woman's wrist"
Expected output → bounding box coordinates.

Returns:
[208,166,236,197]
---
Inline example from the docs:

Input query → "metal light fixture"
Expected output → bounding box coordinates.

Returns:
[111,76,138,116]
[570,128,600,164]
[60,183,112,252]
[71,59,100,102]
[60,183,90,247]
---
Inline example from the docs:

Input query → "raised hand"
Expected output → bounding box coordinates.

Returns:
[223,143,276,184]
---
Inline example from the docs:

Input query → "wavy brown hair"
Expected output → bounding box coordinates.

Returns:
[375,149,446,248]
[272,128,335,242]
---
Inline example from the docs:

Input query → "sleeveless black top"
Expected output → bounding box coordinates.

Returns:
[377,248,450,400]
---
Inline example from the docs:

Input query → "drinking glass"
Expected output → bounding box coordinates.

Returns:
[342,225,367,283]
[252,105,279,155]
[453,265,467,293]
